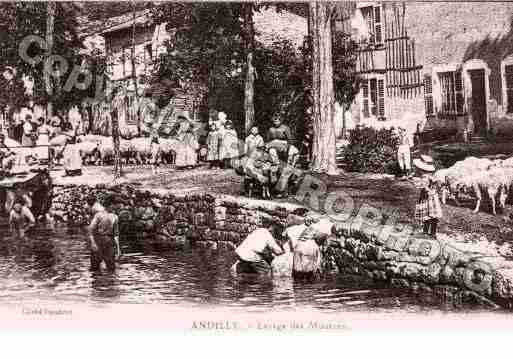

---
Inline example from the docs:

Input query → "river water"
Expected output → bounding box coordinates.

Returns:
[0,221,499,313]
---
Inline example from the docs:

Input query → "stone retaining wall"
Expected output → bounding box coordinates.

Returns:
[49,184,513,309]
[49,184,306,250]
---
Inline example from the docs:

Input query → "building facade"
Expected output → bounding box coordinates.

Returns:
[350,1,513,139]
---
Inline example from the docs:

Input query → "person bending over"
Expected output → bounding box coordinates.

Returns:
[9,198,36,239]
[234,219,285,276]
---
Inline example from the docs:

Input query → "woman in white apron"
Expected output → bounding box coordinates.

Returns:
[218,120,239,169]
[62,136,82,176]
[35,117,53,164]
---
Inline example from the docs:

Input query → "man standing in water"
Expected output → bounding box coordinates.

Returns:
[9,198,36,239]
[87,196,120,272]
[234,219,285,276]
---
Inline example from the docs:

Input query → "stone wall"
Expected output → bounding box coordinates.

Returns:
[49,184,513,309]
[328,221,513,309]
[49,184,306,250]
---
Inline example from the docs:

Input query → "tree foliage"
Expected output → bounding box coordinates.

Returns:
[0,2,84,113]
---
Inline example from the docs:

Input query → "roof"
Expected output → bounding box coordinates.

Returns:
[78,9,152,38]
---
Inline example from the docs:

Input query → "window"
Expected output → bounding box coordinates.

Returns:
[424,74,434,116]
[505,64,513,113]
[439,71,464,115]
[362,82,369,117]
[361,77,386,119]
[360,5,384,46]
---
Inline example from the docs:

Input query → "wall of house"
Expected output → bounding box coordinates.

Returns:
[351,2,513,137]
[404,2,513,136]
[104,26,156,84]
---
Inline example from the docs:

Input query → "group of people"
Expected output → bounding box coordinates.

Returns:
[205,111,241,169]
[233,215,330,280]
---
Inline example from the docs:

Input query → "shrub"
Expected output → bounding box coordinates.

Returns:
[341,126,400,174]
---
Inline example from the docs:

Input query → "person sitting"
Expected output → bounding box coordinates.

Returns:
[9,198,36,240]
[233,219,285,276]
[266,117,299,167]
[219,120,239,169]
[245,126,264,157]
[267,117,293,143]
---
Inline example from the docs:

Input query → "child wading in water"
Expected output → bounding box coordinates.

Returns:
[413,155,443,237]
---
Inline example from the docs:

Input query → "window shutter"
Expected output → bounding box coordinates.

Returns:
[506,65,513,113]
[362,81,369,118]
[378,79,385,118]
[374,6,383,45]
[424,75,434,115]
[370,78,378,116]
[455,71,464,114]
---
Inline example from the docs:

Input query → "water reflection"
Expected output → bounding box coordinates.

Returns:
[0,220,502,312]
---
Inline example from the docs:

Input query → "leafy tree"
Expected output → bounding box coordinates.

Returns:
[0,2,84,115]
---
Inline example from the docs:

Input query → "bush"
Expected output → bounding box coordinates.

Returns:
[341,126,400,174]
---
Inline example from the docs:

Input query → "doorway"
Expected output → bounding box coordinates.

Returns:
[469,69,487,135]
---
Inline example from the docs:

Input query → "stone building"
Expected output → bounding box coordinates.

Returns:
[350,1,513,139]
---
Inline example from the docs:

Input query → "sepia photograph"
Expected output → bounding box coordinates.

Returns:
[1,1,513,346]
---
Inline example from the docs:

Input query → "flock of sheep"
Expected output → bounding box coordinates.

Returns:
[5,134,180,167]
[433,156,513,215]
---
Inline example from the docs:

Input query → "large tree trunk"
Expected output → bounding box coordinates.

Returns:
[45,2,56,119]
[309,2,337,175]
[112,105,122,179]
[243,4,255,135]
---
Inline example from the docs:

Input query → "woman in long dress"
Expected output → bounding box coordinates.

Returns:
[35,117,53,164]
[62,136,82,176]
[218,120,239,169]
[175,127,199,169]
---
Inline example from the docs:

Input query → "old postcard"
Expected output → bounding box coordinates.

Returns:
[0,1,513,338]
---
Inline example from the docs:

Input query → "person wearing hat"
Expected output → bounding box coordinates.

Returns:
[218,119,239,169]
[397,127,412,178]
[35,117,53,165]
[174,112,199,169]
[22,114,36,147]
[413,155,443,237]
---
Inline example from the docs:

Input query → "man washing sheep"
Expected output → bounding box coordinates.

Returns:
[233,218,285,276]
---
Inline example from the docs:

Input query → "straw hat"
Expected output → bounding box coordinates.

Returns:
[413,154,435,172]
